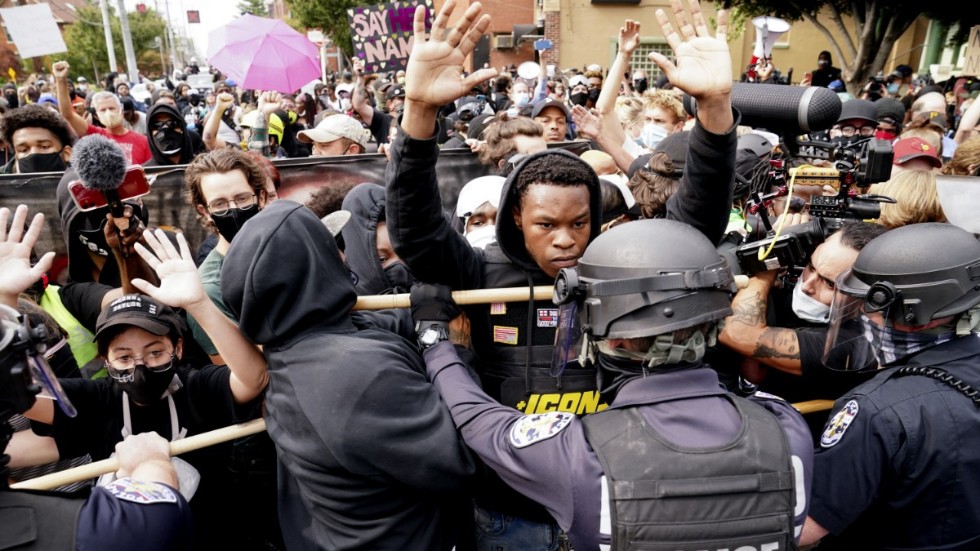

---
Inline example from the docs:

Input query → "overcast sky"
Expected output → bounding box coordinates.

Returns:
[121,0,242,60]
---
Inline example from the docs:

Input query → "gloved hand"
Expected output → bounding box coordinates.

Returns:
[410,283,460,324]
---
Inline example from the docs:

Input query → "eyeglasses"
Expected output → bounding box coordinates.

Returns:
[207,192,257,216]
[151,119,180,131]
[105,351,176,382]
[839,125,875,137]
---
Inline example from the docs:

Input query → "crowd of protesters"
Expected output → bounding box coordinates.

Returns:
[2,0,980,549]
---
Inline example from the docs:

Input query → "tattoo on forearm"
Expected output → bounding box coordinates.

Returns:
[753,328,800,360]
[730,290,767,326]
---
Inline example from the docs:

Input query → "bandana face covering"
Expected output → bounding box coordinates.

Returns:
[861,315,954,366]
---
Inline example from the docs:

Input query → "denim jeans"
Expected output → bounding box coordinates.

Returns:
[472,504,561,551]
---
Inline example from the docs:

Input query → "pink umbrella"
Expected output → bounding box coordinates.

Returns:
[207,14,320,93]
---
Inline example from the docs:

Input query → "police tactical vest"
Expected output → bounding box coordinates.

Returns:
[0,489,85,550]
[582,396,796,551]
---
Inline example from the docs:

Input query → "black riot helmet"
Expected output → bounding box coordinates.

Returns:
[832,223,980,326]
[553,219,737,340]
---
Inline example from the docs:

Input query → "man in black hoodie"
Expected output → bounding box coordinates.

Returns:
[144,103,207,166]
[220,200,476,550]
[386,1,738,547]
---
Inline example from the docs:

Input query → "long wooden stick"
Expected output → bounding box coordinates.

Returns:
[12,393,830,491]
[10,418,268,491]
[352,277,749,311]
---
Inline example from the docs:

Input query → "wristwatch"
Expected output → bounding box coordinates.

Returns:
[416,322,450,351]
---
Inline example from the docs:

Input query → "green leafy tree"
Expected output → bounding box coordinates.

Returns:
[62,2,167,84]
[717,0,972,94]
[238,0,268,17]
[291,0,384,59]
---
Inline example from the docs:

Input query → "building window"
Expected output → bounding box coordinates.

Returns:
[628,41,673,79]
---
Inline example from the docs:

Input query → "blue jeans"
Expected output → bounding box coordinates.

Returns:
[472,504,561,551]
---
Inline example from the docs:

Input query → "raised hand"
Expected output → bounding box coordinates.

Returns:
[131,229,206,311]
[404,0,496,109]
[258,91,282,116]
[648,0,731,100]
[618,20,641,55]
[571,105,602,140]
[52,61,69,81]
[0,205,55,304]
[215,92,235,113]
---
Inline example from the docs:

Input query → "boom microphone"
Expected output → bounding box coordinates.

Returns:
[683,84,842,135]
[71,134,128,218]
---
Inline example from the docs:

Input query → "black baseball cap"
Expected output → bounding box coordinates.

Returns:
[531,99,570,121]
[386,85,405,101]
[95,294,185,342]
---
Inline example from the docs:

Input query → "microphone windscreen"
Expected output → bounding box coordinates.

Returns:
[71,134,127,192]
[684,84,842,134]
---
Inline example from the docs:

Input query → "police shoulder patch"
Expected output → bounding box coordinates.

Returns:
[821,399,860,448]
[509,411,575,448]
[105,478,179,505]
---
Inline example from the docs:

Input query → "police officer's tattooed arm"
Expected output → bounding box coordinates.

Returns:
[719,270,804,376]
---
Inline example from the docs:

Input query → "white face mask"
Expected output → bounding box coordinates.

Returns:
[792,278,831,323]
[465,224,496,249]
[640,123,669,149]
[513,92,530,107]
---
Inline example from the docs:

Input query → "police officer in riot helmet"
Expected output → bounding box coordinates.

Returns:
[802,223,980,548]
[412,219,814,550]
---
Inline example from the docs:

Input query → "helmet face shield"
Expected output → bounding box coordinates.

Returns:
[551,301,583,376]
[1,304,77,418]
[822,269,880,371]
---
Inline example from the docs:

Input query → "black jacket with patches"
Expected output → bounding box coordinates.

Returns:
[220,200,475,551]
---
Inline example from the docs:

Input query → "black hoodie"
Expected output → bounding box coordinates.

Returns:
[220,201,474,550]
[341,182,415,295]
[144,103,204,166]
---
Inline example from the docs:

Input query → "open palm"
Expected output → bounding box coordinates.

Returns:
[0,206,54,299]
[132,229,206,310]
[649,0,732,98]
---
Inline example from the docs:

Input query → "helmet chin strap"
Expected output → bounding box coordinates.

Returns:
[956,305,980,337]
[594,323,720,370]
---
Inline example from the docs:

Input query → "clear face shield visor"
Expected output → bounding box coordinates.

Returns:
[551,268,585,377]
[822,268,890,371]
[1,304,77,417]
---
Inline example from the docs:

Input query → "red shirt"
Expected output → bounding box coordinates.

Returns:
[87,125,152,166]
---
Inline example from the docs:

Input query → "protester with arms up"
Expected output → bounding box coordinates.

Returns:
[52,61,151,166]
[387,0,739,547]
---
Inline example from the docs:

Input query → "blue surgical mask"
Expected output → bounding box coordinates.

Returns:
[640,123,669,149]
[887,83,900,95]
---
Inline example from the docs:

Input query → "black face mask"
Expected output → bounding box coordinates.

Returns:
[382,261,415,294]
[634,78,648,94]
[115,364,176,405]
[570,92,589,107]
[18,150,67,173]
[153,128,184,155]
[211,206,261,243]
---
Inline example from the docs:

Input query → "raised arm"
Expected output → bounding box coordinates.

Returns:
[595,20,641,147]
[202,92,235,151]
[385,1,497,289]
[132,229,268,404]
[350,57,376,126]
[651,0,736,244]
[52,61,89,138]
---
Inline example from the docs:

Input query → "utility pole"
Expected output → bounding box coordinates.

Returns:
[115,0,140,83]
[99,0,118,74]
[163,0,180,72]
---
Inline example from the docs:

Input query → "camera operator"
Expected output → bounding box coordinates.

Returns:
[719,216,888,402]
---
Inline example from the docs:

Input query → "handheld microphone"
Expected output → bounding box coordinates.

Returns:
[684,84,842,135]
[70,135,128,219]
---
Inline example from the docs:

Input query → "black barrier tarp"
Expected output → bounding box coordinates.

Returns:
[0,142,590,266]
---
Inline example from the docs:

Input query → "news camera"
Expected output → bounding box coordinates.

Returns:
[727,137,895,276]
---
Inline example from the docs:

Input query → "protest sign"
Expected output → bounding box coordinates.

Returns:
[348,0,433,73]
[0,3,67,59]
[964,26,980,75]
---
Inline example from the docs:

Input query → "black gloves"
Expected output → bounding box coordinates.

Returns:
[410,283,460,324]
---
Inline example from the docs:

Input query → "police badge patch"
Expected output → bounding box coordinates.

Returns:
[105,478,179,505]
[509,411,574,448]
[821,399,859,448]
